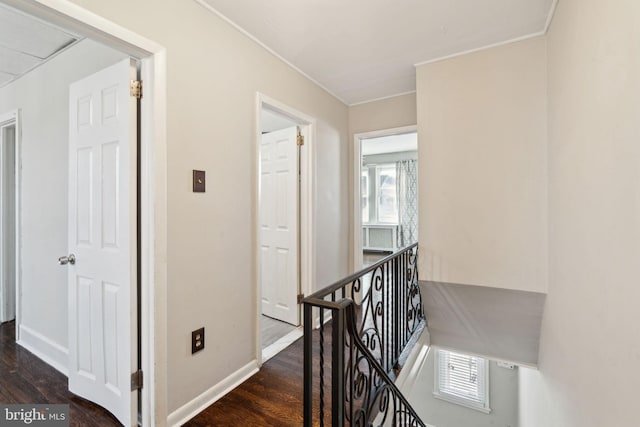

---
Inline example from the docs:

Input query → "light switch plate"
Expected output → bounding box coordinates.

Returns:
[193,170,205,192]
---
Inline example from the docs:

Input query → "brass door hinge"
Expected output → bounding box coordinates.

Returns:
[296,126,304,146]
[131,369,143,391]
[130,80,142,99]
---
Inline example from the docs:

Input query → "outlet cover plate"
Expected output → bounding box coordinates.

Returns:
[192,327,205,354]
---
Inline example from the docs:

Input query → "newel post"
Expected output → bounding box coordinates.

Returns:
[303,302,313,427]
[331,301,347,427]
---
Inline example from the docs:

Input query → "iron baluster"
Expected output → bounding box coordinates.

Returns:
[302,243,423,426]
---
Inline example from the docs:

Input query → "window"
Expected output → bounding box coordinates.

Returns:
[434,349,490,413]
[361,163,398,225]
[361,168,369,223]
[376,165,398,224]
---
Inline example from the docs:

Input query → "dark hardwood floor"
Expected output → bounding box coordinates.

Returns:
[186,334,316,427]
[1,319,321,426]
[0,320,121,426]
[2,314,417,426]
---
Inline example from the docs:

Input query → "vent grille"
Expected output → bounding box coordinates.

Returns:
[369,227,393,248]
[362,225,398,251]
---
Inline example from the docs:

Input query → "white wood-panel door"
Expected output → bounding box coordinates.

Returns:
[67,58,137,426]
[260,126,299,326]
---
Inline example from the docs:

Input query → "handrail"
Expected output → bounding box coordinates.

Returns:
[305,243,418,301]
[303,244,424,426]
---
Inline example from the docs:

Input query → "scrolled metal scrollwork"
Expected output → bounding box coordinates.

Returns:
[344,301,426,427]
[303,243,424,427]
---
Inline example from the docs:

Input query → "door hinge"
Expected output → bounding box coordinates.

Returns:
[297,293,305,304]
[130,80,142,99]
[297,134,304,146]
[131,369,143,391]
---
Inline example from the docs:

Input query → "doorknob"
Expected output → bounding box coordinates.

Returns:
[58,254,76,265]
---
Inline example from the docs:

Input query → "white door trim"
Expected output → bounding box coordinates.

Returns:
[1,1,168,426]
[0,110,19,328]
[255,93,315,367]
[352,125,417,272]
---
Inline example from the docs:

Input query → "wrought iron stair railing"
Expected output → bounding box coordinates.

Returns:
[303,243,426,426]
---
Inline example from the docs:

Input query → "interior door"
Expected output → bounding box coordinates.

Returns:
[66,58,138,426]
[260,126,299,326]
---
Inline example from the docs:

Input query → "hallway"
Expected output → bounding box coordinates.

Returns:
[0,319,309,426]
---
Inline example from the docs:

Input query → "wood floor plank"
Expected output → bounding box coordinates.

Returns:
[2,319,330,426]
[0,321,121,426]
[186,337,308,427]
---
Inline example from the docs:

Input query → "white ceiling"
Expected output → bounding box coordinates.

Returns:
[362,132,417,156]
[261,108,298,133]
[0,3,79,88]
[200,0,555,105]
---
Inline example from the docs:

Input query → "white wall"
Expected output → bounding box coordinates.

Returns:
[416,37,548,293]
[0,39,127,369]
[60,0,350,416]
[518,368,550,426]
[410,351,518,427]
[520,1,640,426]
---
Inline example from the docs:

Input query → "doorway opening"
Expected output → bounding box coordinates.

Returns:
[0,114,16,325]
[256,95,314,364]
[354,127,418,271]
[2,36,138,424]
[0,0,167,424]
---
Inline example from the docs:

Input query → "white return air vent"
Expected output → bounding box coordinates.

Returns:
[363,224,398,252]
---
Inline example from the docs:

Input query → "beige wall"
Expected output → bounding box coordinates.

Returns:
[520,1,640,426]
[64,0,350,417]
[416,37,548,293]
[348,92,417,136]
[348,92,417,270]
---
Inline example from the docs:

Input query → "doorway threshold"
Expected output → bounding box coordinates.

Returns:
[262,327,303,363]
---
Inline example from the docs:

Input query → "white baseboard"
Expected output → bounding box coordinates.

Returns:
[167,360,259,427]
[17,324,68,376]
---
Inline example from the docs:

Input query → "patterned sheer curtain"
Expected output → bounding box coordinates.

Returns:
[396,159,418,247]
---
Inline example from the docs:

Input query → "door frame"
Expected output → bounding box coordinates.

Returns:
[255,93,315,366]
[0,110,19,326]
[352,125,417,272]
[1,1,168,425]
